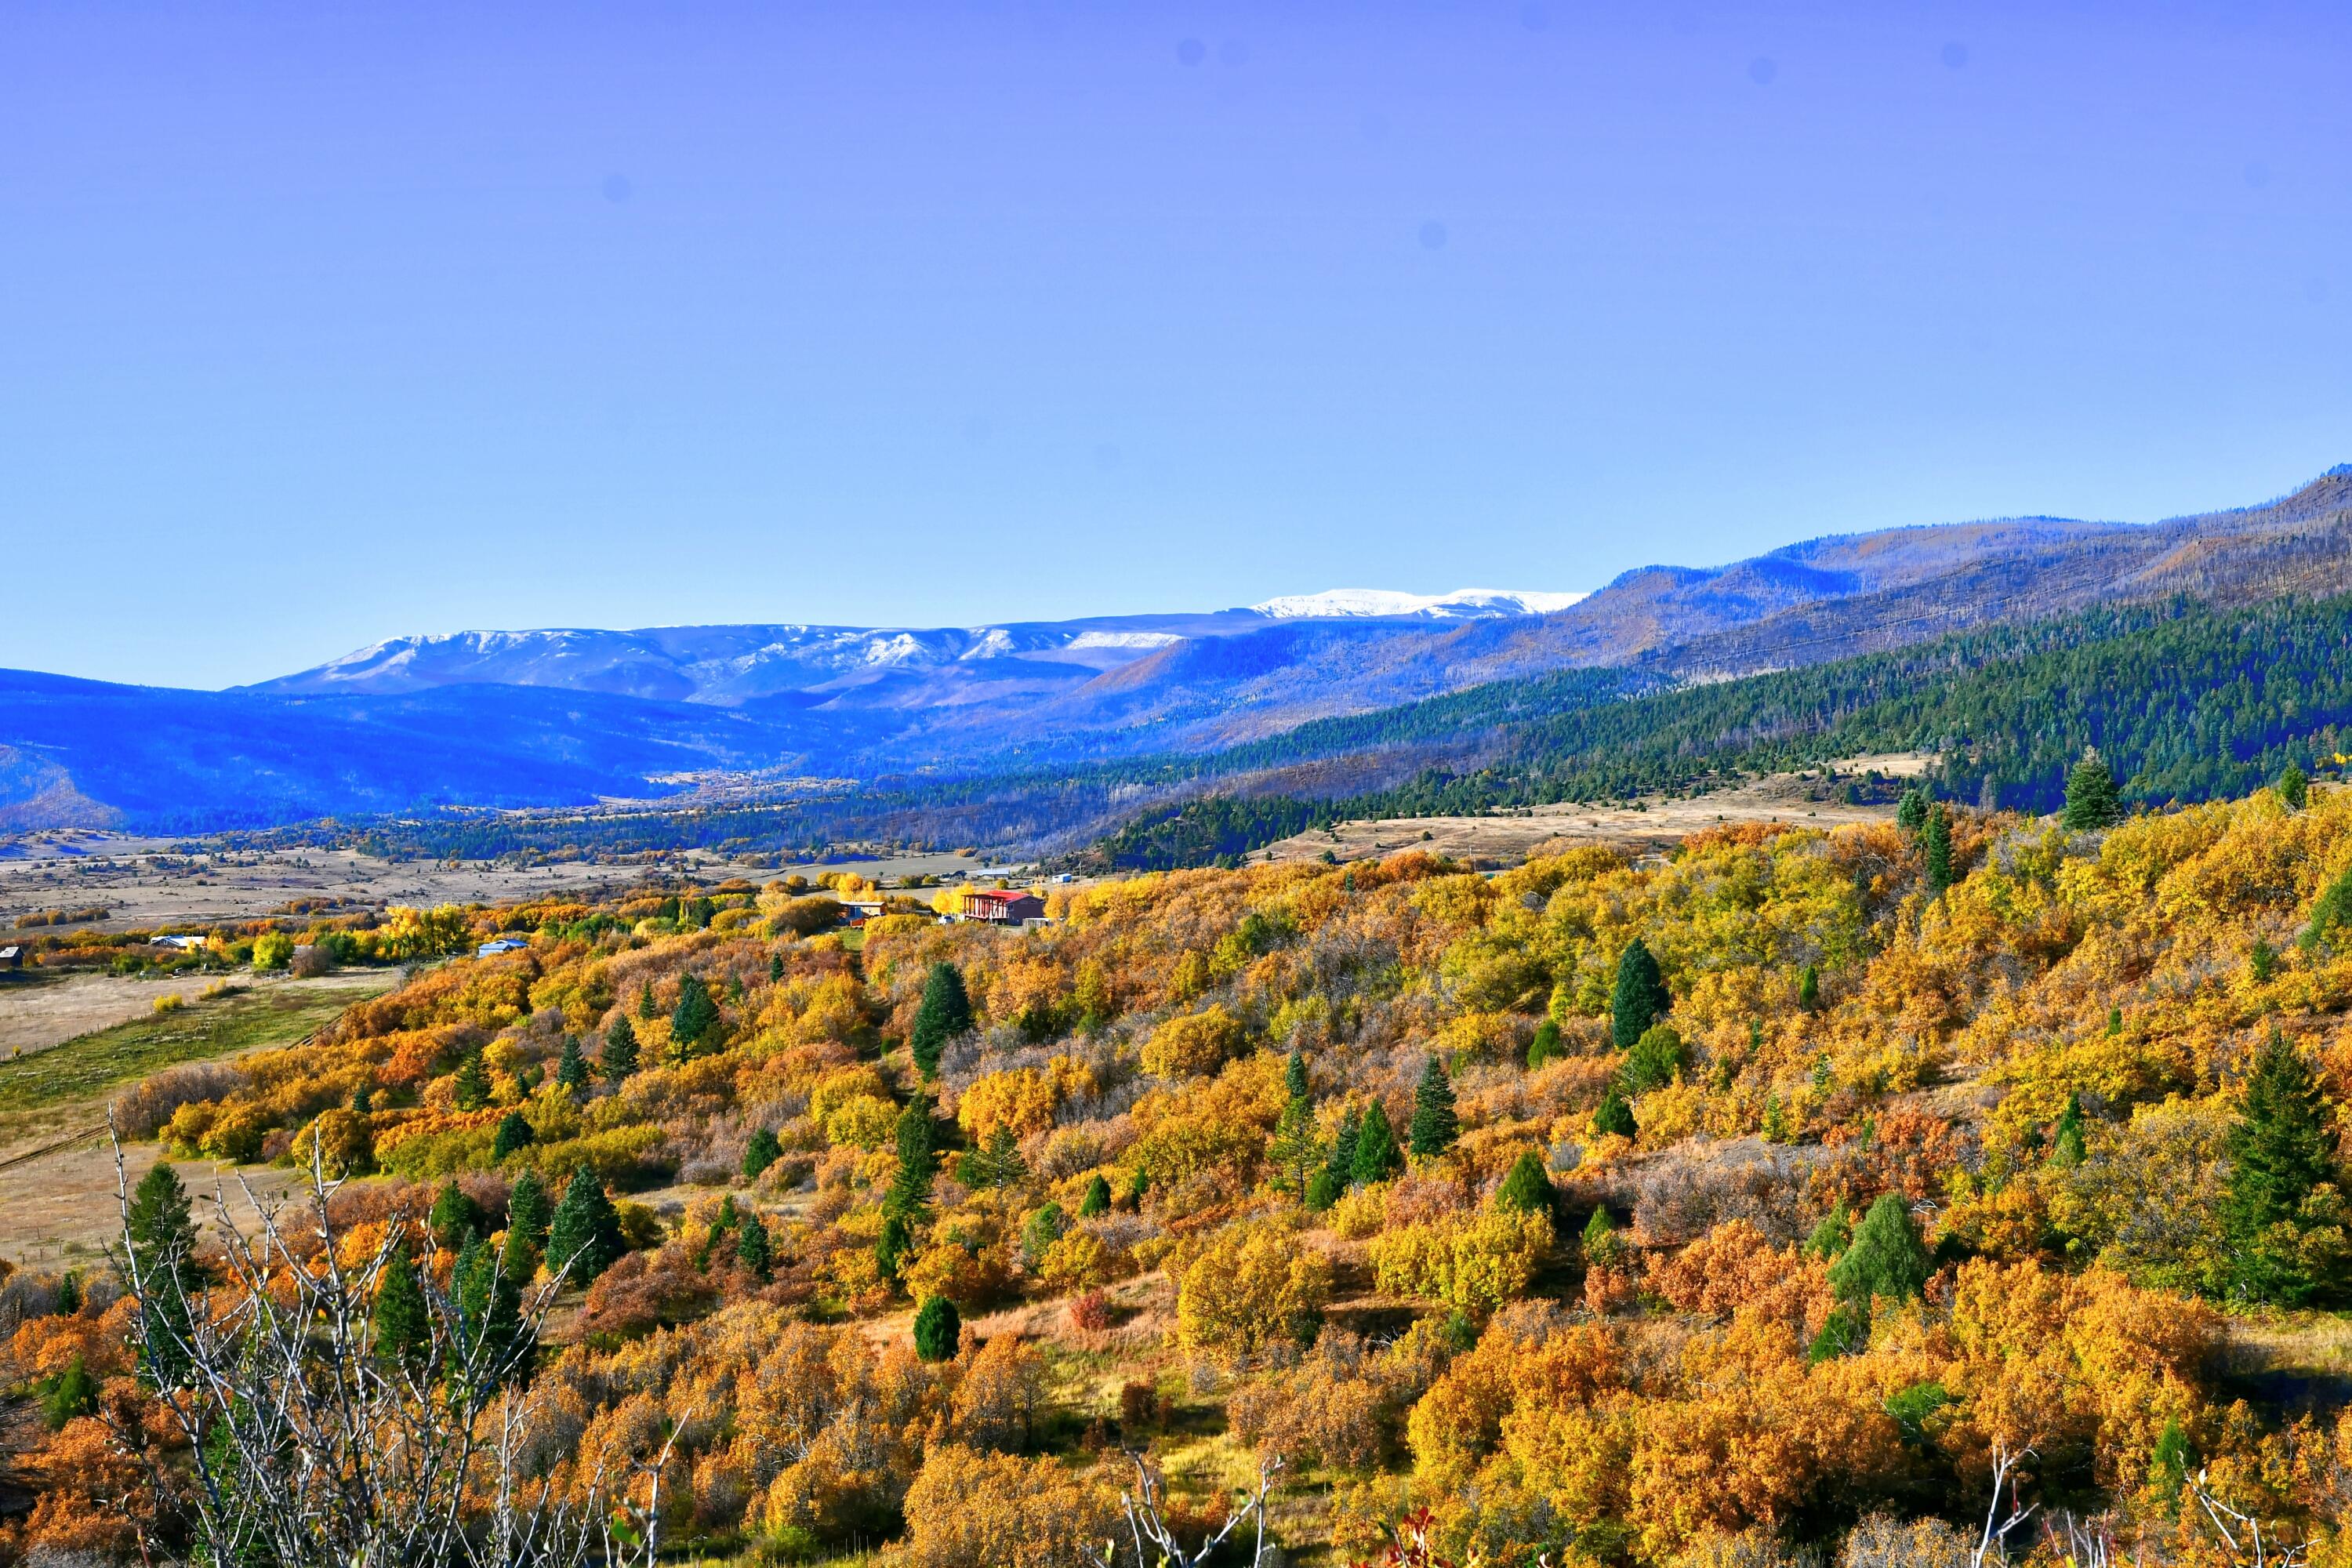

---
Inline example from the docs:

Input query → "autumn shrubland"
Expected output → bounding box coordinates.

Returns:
[12,769,2352,1565]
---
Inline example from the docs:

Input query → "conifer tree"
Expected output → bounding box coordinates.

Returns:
[1351,1100,1401,1185]
[372,1234,432,1372]
[1924,805,1954,895]
[1581,1205,1627,1269]
[910,963,972,1077]
[1080,1172,1112,1217]
[1611,938,1671,1051]
[42,1359,99,1431]
[1270,1094,1320,1198]
[546,1170,625,1287]
[1284,1050,1310,1101]
[742,1126,782,1181]
[1328,1107,1362,1186]
[1621,1024,1687,1094]
[601,1016,640,1081]
[455,1232,524,1385]
[735,1212,772,1281]
[670,974,720,1058]
[887,1095,938,1219]
[1125,1167,1149,1210]
[1495,1150,1555,1218]
[913,1294,960,1362]
[770,953,785,984]
[1896,788,1929,834]
[2063,754,2124,829]
[1527,1019,1562,1069]
[452,1053,490,1112]
[1798,964,1820,1011]
[637,982,658,1022]
[503,1170,551,1276]
[2278,763,2310,811]
[428,1179,485,1250]
[1803,1200,1853,1260]
[1829,1194,1931,1309]
[1592,1087,1637,1140]
[492,1110,534,1163]
[127,1161,201,1385]
[1409,1056,1459,1159]
[2224,1029,2338,1304]
[555,1036,590,1096]
[2051,1094,2088,1167]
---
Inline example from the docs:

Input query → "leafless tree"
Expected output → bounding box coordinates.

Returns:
[2192,1471,2311,1568]
[105,1131,677,1567]
[1085,1450,1284,1568]
[1972,1443,2037,1568]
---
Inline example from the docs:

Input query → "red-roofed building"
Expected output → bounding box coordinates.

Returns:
[959,889,1047,925]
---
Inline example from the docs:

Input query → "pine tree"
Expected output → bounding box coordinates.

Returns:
[770,953,785,984]
[670,974,720,1058]
[504,1170,552,1276]
[455,1232,524,1385]
[2051,1094,2088,1167]
[1924,805,1954,895]
[1581,1205,1627,1269]
[1284,1051,1310,1101]
[1802,1200,1852,1260]
[601,1017,641,1081]
[40,1358,99,1431]
[556,1036,590,1095]
[1829,1195,1930,1308]
[1592,1087,1637,1140]
[1351,1100,1401,1185]
[1527,1019,1562,1069]
[735,1212,773,1280]
[742,1127,782,1181]
[2063,755,2124,829]
[546,1170,625,1287]
[1621,1024,1687,1094]
[126,1162,201,1387]
[875,1210,914,1281]
[492,1110,534,1163]
[1495,1150,1555,1218]
[1270,1094,1321,1198]
[1080,1173,1112,1217]
[887,1095,938,1220]
[452,1053,490,1112]
[1896,788,1929,834]
[1124,1166,1149,1210]
[1610,938,1670,1051]
[2225,1029,2338,1303]
[1328,1107,1362,1186]
[428,1179,485,1250]
[637,982,658,1021]
[2278,764,2310,811]
[1798,964,1821,1011]
[913,1294,960,1362]
[910,963,972,1077]
[1408,1056,1459,1159]
[1020,1203,1068,1269]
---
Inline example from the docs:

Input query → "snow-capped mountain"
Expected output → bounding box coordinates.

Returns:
[1248,587,1587,619]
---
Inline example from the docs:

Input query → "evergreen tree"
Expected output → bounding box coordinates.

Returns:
[1802,1200,1853,1260]
[54,1272,82,1316]
[1592,1087,1637,1140]
[670,974,720,1057]
[956,1125,1025,1190]
[428,1179,485,1251]
[2304,864,2352,953]
[351,1083,374,1116]
[1305,1168,1339,1211]
[1270,1094,1321,1198]
[2224,1029,2338,1304]
[1896,788,1930,834]
[556,1036,590,1096]
[735,1212,773,1280]
[1408,1056,1460,1159]
[1829,1195,1931,1309]
[1124,1166,1150,1210]
[452,1053,490,1112]
[887,1095,939,1219]
[492,1110,534,1163]
[875,1210,914,1281]
[40,1358,99,1431]
[125,1162,202,1387]
[910,963,973,1077]
[913,1294,961,1362]
[454,1231,524,1385]
[770,953,785,984]
[1285,1051,1310,1101]
[1495,1150,1555,1218]
[1581,1205,1627,1269]
[742,1126,782,1181]
[1621,1024,1687,1094]
[1527,1019,1562,1069]
[2050,1094,2088,1167]
[371,1234,434,1370]
[1020,1203,1068,1269]
[1924,805,1954,895]
[1351,1100,1401,1185]
[546,1170,625,1287]
[1327,1107,1362,1185]
[1610,938,1671,1051]
[1798,964,1821,1011]
[504,1170,552,1276]
[1080,1173,1112,1217]
[637,982,658,1021]
[2278,763,2310,811]
[2063,755,2124,829]
[601,1016,641,1081]
[2151,1418,2193,1508]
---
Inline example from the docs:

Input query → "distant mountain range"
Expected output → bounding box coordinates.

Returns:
[5,466,2349,834]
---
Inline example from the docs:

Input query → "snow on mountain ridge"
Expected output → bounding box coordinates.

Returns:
[1249,587,1589,619]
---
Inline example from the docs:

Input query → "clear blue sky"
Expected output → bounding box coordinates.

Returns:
[5,1,2349,689]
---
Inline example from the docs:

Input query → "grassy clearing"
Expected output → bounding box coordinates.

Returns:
[0,976,388,1136]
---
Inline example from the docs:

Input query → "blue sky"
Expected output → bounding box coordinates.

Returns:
[5,0,2350,689]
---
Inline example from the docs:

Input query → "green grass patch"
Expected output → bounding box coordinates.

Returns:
[0,978,390,1131]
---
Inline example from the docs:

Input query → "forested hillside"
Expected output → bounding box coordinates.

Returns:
[13,770,2352,1566]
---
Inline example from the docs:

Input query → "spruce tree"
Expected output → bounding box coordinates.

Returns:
[1829,1195,1931,1309]
[637,982,658,1021]
[742,1126,782,1181]
[1610,938,1670,1051]
[601,1017,641,1081]
[670,974,720,1057]
[1621,1024,1686,1094]
[454,1231,524,1384]
[2050,1094,2088,1167]
[2278,764,2310,811]
[1270,1094,1320,1198]
[910,963,972,1077]
[1285,1051,1310,1101]
[1924,805,1954,895]
[875,1210,914,1281]
[1408,1056,1460,1159]
[452,1053,490,1112]
[1080,1173,1112,1217]
[735,1212,773,1280]
[1798,964,1820,1011]
[504,1170,552,1276]
[1351,1100,1401,1185]
[41,1359,99,1431]
[770,953,785,984]
[1802,1200,1853,1260]
[2224,1029,2337,1303]
[887,1095,938,1220]
[546,1170,625,1287]
[1527,1019,1562,1069]
[1495,1150,1555,1218]
[556,1036,590,1096]
[428,1180,485,1250]
[2063,755,2124,830]
[1896,788,1929,834]
[1328,1107,1362,1185]
[913,1294,960,1362]
[1124,1166,1149,1210]
[492,1110,534,1163]
[1592,1087,1637,1140]
[127,1162,201,1386]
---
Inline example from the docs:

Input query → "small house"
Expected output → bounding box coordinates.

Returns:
[477,937,531,958]
[156,935,208,952]
[838,898,887,926]
[0,944,22,971]
[959,889,1047,925]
